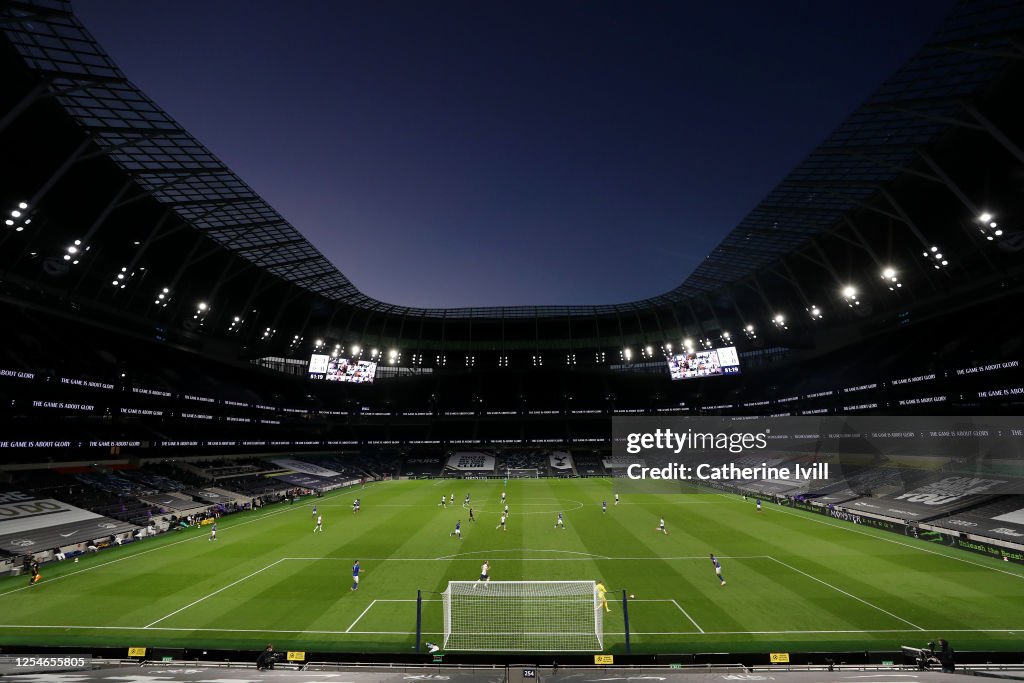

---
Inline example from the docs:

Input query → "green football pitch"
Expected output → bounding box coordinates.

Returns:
[1,478,1022,654]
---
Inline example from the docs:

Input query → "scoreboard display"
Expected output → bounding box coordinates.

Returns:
[667,346,741,380]
[308,354,378,384]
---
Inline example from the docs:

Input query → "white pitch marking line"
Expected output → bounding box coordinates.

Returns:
[0,484,372,600]
[145,559,287,628]
[435,548,607,560]
[345,600,377,633]
[670,598,704,634]
[0,624,1019,635]
[281,555,766,562]
[767,555,924,631]
[752,495,1024,581]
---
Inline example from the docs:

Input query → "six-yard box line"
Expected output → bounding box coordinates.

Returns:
[0,553,963,637]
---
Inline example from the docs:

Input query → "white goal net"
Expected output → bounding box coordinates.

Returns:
[505,468,540,479]
[442,580,603,651]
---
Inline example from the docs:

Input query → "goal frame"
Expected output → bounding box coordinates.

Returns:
[505,468,540,479]
[441,580,603,652]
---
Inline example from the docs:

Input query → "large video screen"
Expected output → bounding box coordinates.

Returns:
[308,354,378,384]
[667,346,741,380]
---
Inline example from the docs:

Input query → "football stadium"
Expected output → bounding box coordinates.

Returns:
[1,0,1024,681]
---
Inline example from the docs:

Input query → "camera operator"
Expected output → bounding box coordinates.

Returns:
[256,643,277,670]
[937,639,955,673]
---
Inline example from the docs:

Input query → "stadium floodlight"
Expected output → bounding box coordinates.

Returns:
[351,345,361,356]
[441,580,604,651]
[925,245,949,269]
[388,349,398,359]
[152,287,171,307]
[979,212,992,223]
[197,302,208,311]
[11,210,21,218]
[881,267,902,290]
[18,202,28,210]
[808,305,822,319]
[622,348,632,361]
[683,338,694,350]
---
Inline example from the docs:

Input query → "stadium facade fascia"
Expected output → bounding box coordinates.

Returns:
[0,0,1023,363]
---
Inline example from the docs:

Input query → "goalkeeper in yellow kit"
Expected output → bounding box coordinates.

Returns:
[596,580,611,612]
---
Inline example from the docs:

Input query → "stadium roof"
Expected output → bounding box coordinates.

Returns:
[2,0,1023,320]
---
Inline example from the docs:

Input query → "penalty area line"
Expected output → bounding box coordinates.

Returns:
[145,559,287,628]
[345,600,377,633]
[767,555,924,631]
[670,598,704,634]
[0,624,1018,636]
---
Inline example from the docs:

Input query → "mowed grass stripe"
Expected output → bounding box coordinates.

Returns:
[0,479,1021,653]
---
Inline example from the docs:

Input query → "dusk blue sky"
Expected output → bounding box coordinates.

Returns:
[75,1,955,308]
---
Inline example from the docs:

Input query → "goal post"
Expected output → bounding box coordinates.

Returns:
[505,468,540,479]
[442,580,603,651]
